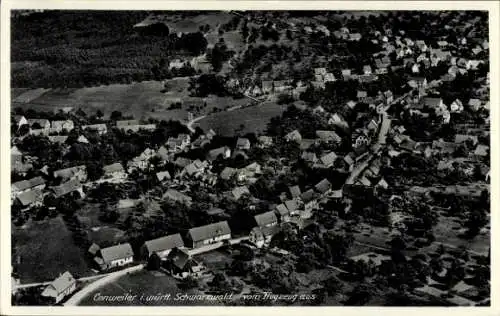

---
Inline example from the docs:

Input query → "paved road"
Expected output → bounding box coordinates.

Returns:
[13,273,108,290]
[63,264,145,306]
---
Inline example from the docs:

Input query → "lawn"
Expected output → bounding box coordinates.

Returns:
[78,270,219,306]
[195,101,288,136]
[12,216,94,283]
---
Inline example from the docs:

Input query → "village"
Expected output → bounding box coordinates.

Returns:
[10,10,490,306]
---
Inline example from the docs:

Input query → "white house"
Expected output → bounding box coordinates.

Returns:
[41,271,77,304]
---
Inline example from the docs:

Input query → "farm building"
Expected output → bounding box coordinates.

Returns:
[40,271,77,304]
[94,243,134,271]
[186,221,231,248]
[141,234,185,259]
[254,211,278,228]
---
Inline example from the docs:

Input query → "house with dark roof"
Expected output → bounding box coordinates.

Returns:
[275,203,290,222]
[11,176,45,199]
[316,152,337,168]
[94,243,134,270]
[165,248,205,279]
[41,271,76,304]
[254,211,278,228]
[314,179,332,195]
[13,189,44,210]
[186,221,231,248]
[141,234,184,259]
[249,225,280,248]
[300,189,319,215]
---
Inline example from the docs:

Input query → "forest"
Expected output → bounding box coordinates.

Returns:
[11,11,208,88]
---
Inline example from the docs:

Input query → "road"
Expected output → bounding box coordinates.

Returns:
[63,264,145,306]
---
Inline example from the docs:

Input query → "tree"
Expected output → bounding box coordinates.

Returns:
[345,283,376,306]
[464,208,487,238]
[86,161,104,181]
[96,110,104,119]
[110,111,123,121]
[146,253,161,270]
[322,275,343,296]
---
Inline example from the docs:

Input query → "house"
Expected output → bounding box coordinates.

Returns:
[275,203,290,222]
[50,120,74,133]
[12,161,33,176]
[232,186,250,200]
[254,211,278,228]
[301,151,318,164]
[376,178,389,190]
[344,153,355,167]
[454,134,478,146]
[156,146,170,161]
[182,159,208,178]
[167,134,191,152]
[77,135,89,144]
[186,221,231,248]
[11,176,46,198]
[40,271,76,304]
[357,176,372,187]
[352,129,370,149]
[367,119,378,131]
[13,189,44,210]
[220,167,237,180]
[357,90,368,102]
[81,124,107,135]
[261,81,273,94]
[249,226,280,248]
[165,248,205,279]
[207,146,231,161]
[422,97,444,110]
[51,179,84,199]
[11,146,23,162]
[450,99,464,113]
[383,90,394,104]
[466,60,482,70]
[362,65,372,75]
[141,234,184,259]
[341,69,352,80]
[27,119,50,130]
[412,63,420,73]
[284,199,300,216]
[289,185,301,199]
[315,178,332,195]
[284,130,302,143]
[317,152,337,168]
[163,189,192,206]
[315,130,341,143]
[327,114,347,129]
[116,120,140,128]
[415,40,428,51]
[468,99,482,112]
[300,189,319,215]
[94,243,134,270]
[102,163,126,180]
[236,138,251,150]
[54,165,87,182]
[119,124,157,133]
[13,115,28,129]
[437,40,449,48]
[408,76,428,89]
[156,171,171,182]
[473,145,489,158]
[257,136,273,148]
[349,33,362,41]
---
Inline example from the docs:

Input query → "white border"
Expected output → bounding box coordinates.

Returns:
[1,1,499,315]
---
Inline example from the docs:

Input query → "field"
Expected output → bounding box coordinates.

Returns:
[195,101,288,136]
[78,270,218,306]
[136,12,233,34]
[12,88,51,103]
[12,79,192,120]
[12,216,93,283]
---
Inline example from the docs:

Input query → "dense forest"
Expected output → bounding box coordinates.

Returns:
[11,11,208,88]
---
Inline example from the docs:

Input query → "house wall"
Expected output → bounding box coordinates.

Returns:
[193,233,231,248]
[108,256,133,269]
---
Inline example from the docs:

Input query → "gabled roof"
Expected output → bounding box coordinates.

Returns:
[53,165,86,180]
[51,179,82,198]
[48,136,69,144]
[316,130,341,143]
[236,138,251,148]
[254,211,278,227]
[474,145,489,156]
[163,189,192,205]
[289,185,301,198]
[156,171,171,181]
[220,167,237,180]
[301,151,318,163]
[12,176,45,192]
[103,163,124,174]
[276,204,289,216]
[100,243,134,263]
[232,186,250,200]
[116,120,140,127]
[300,189,317,202]
[423,97,442,108]
[16,189,43,206]
[320,152,337,166]
[285,129,302,142]
[11,146,23,156]
[188,221,231,242]
[284,199,299,213]
[314,178,332,194]
[166,248,191,270]
[144,234,184,255]
[41,271,76,297]
[207,146,230,161]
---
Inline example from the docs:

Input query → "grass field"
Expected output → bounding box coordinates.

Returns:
[12,79,193,121]
[12,88,51,103]
[78,270,218,306]
[12,216,93,283]
[195,101,288,136]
